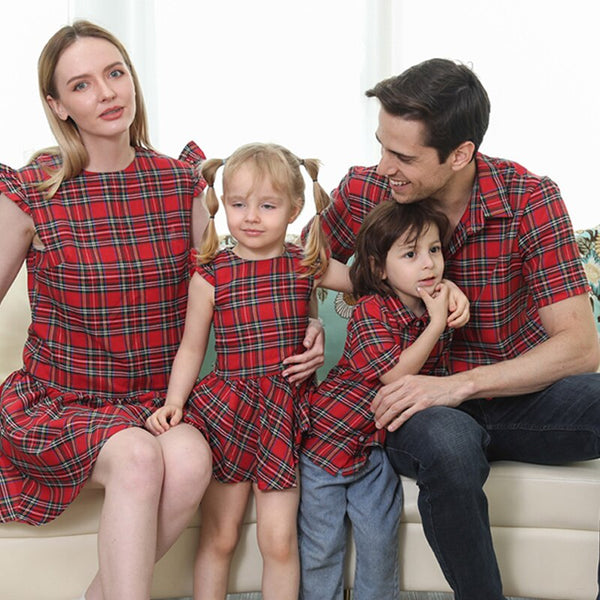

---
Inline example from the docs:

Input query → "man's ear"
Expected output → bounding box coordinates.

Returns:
[450,141,475,171]
[46,95,69,121]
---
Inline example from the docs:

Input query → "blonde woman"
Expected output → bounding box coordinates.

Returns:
[0,20,213,600]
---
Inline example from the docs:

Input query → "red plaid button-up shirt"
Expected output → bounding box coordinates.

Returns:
[312,153,589,374]
[304,294,452,475]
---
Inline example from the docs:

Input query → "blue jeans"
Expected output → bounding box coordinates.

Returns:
[385,373,600,600]
[298,448,403,600]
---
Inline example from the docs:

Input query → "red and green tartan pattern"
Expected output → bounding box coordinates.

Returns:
[184,245,314,490]
[314,154,589,373]
[0,143,206,524]
[303,294,452,476]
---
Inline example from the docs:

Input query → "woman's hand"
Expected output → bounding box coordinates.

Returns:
[281,317,325,384]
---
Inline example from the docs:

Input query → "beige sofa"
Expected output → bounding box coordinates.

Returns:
[1,256,600,600]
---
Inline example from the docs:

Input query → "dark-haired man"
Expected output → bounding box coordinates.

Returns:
[308,58,600,599]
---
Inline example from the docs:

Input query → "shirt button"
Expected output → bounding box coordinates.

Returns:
[358,435,365,442]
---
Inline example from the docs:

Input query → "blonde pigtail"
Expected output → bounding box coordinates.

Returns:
[300,158,332,279]
[196,158,224,264]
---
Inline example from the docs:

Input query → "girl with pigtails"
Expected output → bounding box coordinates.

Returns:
[145,142,351,600]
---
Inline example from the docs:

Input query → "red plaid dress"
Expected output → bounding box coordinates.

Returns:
[184,245,314,490]
[0,143,206,525]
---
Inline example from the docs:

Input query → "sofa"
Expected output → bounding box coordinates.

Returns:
[1,226,599,600]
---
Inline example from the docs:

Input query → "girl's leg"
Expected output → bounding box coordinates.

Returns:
[254,483,300,600]
[85,427,165,600]
[194,479,252,600]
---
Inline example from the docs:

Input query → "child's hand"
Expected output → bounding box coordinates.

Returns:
[145,405,183,436]
[442,278,470,328]
[418,283,450,331]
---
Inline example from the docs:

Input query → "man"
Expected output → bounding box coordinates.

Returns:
[312,58,600,599]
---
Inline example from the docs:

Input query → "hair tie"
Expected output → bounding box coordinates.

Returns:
[209,215,215,220]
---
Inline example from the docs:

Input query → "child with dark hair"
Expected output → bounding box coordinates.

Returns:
[299,199,468,600]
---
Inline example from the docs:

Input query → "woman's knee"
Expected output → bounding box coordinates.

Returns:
[93,427,164,494]
[160,424,212,502]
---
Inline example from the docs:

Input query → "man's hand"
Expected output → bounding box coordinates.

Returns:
[371,374,469,431]
[443,279,470,329]
[282,317,325,384]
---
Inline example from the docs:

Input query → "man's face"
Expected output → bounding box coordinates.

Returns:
[375,109,455,204]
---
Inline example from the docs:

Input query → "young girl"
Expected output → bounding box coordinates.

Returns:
[145,142,350,600]
[299,199,467,600]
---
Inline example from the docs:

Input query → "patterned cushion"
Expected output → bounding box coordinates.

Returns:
[575,225,600,335]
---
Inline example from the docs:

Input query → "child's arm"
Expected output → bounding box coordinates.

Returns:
[316,258,352,293]
[379,283,450,385]
[145,272,214,435]
[443,278,470,328]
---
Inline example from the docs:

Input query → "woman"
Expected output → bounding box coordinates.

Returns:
[0,21,213,600]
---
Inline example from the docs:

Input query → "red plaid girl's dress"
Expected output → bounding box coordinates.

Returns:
[0,143,206,525]
[185,244,314,491]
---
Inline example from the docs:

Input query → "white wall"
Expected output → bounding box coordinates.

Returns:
[1,0,598,230]
[383,0,600,229]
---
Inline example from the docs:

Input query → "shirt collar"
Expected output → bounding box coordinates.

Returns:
[470,152,514,222]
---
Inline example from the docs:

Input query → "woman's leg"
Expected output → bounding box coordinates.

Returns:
[254,482,300,600]
[194,479,252,600]
[85,427,165,600]
[84,423,212,600]
[155,423,212,559]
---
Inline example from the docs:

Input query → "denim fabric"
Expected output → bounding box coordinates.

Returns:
[298,448,403,600]
[386,373,600,600]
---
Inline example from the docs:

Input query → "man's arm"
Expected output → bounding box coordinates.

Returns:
[372,293,599,431]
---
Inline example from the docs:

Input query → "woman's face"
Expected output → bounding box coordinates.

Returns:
[47,36,136,147]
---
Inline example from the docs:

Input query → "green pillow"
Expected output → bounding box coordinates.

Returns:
[575,225,600,335]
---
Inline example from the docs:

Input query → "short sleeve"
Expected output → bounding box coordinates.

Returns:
[345,298,404,379]
[179,141,208,197]
[519,177,589,307]
[0,163,31,214]
[190,248,215,286]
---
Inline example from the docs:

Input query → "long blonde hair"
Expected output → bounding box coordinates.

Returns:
[35,20,152,198]
[199,143,331,278]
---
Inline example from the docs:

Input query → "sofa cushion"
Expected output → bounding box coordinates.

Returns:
[575,224,600,335]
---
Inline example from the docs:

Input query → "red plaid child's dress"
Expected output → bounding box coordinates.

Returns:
[0,143,205,525]
[185,245,314,491]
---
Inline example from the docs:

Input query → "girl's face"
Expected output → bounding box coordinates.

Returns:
[46,36,136,149]
[222,163,301,260]
[381,222,444,312]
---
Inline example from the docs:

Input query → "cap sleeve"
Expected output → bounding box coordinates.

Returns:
[189,248,215,286]
[0,163,31,215]
[179,141,207,197]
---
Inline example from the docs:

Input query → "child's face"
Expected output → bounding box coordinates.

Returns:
[222,163,301,260]
[381,223,444,312]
